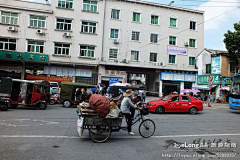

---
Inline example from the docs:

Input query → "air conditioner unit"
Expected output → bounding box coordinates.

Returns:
[8,26,17,32]
[63,32,71,37]
[114,59,118,63]
[113,39,119,44]
[152,62,158,66]
[159,62,165,66]
[184,42,189,46]
[122,59,128,63]
[36,29,44,34]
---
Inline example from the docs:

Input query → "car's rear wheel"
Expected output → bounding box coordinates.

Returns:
[155,106,164,114]
[189,107,197,114]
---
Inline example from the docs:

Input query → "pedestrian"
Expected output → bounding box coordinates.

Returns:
[115,89,124,108]
[120,89,142,135]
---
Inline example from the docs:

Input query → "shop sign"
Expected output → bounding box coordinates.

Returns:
[105,70,126,76]
[0,66,22,73]
[211,56,221,74]
[220,77,232,85]
[0,50,48,62]
[167,45,188,55]
[160,72,196,82]
[26,74,71,82]
[44,66,92,77]
[197,74,220,85]
[109,78,119,85]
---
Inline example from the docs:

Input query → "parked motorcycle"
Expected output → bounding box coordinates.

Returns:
[49,93,59,105]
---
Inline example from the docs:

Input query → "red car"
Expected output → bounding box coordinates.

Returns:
[147,94,203,114]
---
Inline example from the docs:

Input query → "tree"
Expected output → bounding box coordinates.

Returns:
[223,22,240,67]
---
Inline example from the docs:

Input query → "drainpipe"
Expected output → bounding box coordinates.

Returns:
[100,0,106,62]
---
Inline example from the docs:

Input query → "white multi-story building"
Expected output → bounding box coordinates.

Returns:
[0,0,204,95]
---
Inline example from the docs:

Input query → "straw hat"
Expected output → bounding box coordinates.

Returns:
[123,89,134,97]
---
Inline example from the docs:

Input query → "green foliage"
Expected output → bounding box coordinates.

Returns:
[223,22,240,65]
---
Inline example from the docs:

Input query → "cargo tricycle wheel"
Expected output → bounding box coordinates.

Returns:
[89,121,111,143]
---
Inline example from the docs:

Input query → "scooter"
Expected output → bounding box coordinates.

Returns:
[49,93,59,105]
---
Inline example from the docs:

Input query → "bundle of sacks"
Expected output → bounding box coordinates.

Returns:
[89,94,120,118]
[77,101,98,116]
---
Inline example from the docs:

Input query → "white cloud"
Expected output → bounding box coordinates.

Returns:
[196,0,240,31]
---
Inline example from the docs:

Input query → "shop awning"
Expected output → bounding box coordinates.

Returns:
[192,85,217,90]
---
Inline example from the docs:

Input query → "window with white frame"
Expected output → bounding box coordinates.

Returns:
[189,39,196,48]
[81,21,96,34]
[110,29,119,38]
[149,52,157,62]
[83,0,98,12]
[58,0,73,9]
[0,38,16,51]
[109,48,118,59]
[132,12,140,22]
[190,21,196,30]
[111,9,120,19]
[56,18,72,31]
[131,31,140,41]
[54,43,70,55]
[1,12,19,25]
[170,17,177,27]
[169,55,176,64]
[169,36,177,46]
[80,45,95,58]
[27,40,44,53]
[150,34,158,43]
[151,15,159,25]
[29,15,46,28]
[131,50,139,61]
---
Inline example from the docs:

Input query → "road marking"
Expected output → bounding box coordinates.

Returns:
[1,133,240,139]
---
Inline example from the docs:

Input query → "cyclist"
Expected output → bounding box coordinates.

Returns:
[120,89,141,135]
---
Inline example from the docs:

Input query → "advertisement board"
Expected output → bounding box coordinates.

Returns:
[161,72,196,82]
[211,56,221,74]
[167,45,188,55]
[197,74,220,85]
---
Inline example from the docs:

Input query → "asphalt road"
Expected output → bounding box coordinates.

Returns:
[0,97,240,160]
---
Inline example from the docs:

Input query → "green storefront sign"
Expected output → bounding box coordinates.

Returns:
[220,77,232,85]
[197,74,220,85]
[0,50,48,62]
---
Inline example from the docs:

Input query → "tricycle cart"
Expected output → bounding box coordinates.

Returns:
[78,102,156,143]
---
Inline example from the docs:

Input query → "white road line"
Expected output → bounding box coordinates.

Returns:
[1,133,240,139]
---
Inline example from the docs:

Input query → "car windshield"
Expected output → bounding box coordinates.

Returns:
[162,95,171,101]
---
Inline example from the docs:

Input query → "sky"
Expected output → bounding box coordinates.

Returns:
[27,0,240,51]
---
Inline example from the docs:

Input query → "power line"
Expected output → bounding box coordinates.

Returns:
[116,6,239,57]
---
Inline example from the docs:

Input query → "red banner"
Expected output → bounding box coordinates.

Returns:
[26,74,71,82]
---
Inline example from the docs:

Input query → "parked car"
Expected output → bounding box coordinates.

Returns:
[147,94,203,114]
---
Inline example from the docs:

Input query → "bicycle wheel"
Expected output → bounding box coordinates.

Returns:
[89,121,111,143]
[139,119,155,138]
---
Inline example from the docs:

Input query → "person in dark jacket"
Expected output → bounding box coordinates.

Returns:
[120,89,141,135]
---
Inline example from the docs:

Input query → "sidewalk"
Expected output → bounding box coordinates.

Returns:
[204,102,229,109]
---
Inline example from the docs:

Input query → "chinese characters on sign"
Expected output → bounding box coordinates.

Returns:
[0,66,22,73]
[197,74,220,85]
[161,72,196,82]
[109,78,119,85]
[0,51,48,62]
[167,45,188,55]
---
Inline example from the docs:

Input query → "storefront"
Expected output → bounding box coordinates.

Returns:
[160,71,196,95]
[98,69,127,87]
[0,50,49,80]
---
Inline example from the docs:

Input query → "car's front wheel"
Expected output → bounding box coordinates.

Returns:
[155,106,165,114]
[189,107,197,114]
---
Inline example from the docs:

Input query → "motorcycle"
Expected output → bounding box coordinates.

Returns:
[49,93,59,105]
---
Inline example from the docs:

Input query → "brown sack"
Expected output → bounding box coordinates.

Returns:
[89,94,110,117]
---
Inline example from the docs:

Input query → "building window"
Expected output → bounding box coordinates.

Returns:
[131,50,139,61]
[151,15,159,25]
[111,9,120,19]
[132,12,140,22]
[170,18,177,27]
[81,21,96,34]
[54,43,70,56]
[150,34,158,43]
[29,15,46,28]
[58,0,73,9]
[206,64,211,74]
[56,18,72,31]
[169,55,176,64]
[0,38,16,51]
[1,12,18,25]
[131,31,140,41]
[190,21,196,30]
[109,48,118,59]
[110,29,119,38]
[80,45,95,58]
[189,57,195,66]
[149,52,157,62]
[169,36,176,46]
[83,0,98,12]
[230,62,236,73]
[27,40,44,53]
[189,39,196,48]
